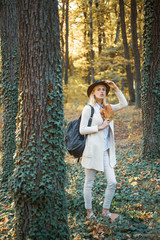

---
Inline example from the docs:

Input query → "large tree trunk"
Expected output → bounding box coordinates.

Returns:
[119,0,135,104]
[141,0,160,158]
[64,0,69,84]
[10,0,70,239]
[0,0,19,184]
[131,0,141,108]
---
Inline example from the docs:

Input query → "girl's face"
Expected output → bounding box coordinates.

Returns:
[93,84,106,101]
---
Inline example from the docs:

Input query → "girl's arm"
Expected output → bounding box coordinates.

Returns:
[105,80,128,112]
[111,90,128,112]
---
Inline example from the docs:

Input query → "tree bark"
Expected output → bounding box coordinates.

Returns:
[131,0,141,108]
[119,0,135,103]
[0,0,19,184]
[64,0,69,84]
[11,0,70,239]
[141,0,160,158]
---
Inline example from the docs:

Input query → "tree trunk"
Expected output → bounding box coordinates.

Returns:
[82,3,89,83]
[102,30,106,45]
[95,0,102,55]
[141,0,160,158]
[82,0,95,84]
[131,0,141,108]
[138,6,143,63]
[0,0,19,184]
[89,0,94,83]
[82,1,87,53]
[114,14,120,44]
[64,0,69,84]
[10,0,70,239]
[119,0,135,103]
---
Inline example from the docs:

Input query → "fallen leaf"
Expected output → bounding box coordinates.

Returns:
[133,233,142,237]
[3,217,9,223]
[131,181,137,186]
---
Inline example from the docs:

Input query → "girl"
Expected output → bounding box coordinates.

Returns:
[80,80,128,221]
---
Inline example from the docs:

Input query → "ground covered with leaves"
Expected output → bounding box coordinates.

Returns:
[0,106,159,239]
[65,106,160,240]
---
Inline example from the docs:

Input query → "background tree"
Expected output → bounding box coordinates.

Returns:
[114,12,120,44]
[81,0,95,84]
[58,0,143,106]
[0,0,18,184]
[10,0,70,239]
[141,0,160,158]
[81,0,91,83]
[119,0,135,104]
[95,0,102,55]
[64,0,69,84]
[131,0,141,108]
[59,0,65,78]
[89,0,94,83]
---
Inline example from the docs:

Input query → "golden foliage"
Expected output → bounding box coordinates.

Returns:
[63,75,88,111]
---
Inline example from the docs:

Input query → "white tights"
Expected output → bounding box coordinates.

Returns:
[84,150,117,210]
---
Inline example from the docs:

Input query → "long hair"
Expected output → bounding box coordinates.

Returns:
[88,86,107,106]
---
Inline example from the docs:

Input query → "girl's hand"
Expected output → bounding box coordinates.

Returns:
[105,80,119,92]
[98,119,110,131]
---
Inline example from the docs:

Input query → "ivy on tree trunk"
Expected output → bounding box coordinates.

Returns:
[10,0,70,239]
[0,0,19,184]
[141,0,160,158]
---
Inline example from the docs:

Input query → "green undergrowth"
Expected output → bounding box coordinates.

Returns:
[0,143,159,239]
[65,142,160,240]
[0,181,14,239]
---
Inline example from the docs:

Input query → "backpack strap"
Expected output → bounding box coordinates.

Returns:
[77,105,94,162]
[87,104,94,126]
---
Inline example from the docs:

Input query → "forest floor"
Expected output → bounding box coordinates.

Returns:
[0,105,159,239]
[64,105,160,240]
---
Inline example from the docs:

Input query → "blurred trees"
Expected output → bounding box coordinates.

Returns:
[65,0,69,84]
[89,0,95,83]
[0,0,19,184]
[59,0,143,105]
[119,0,135,103]
[59,0,65,75]
[141,0,160,158]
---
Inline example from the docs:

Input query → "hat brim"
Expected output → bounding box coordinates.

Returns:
[87,81,110,97]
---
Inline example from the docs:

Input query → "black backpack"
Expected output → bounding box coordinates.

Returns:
[65,105,94,161]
